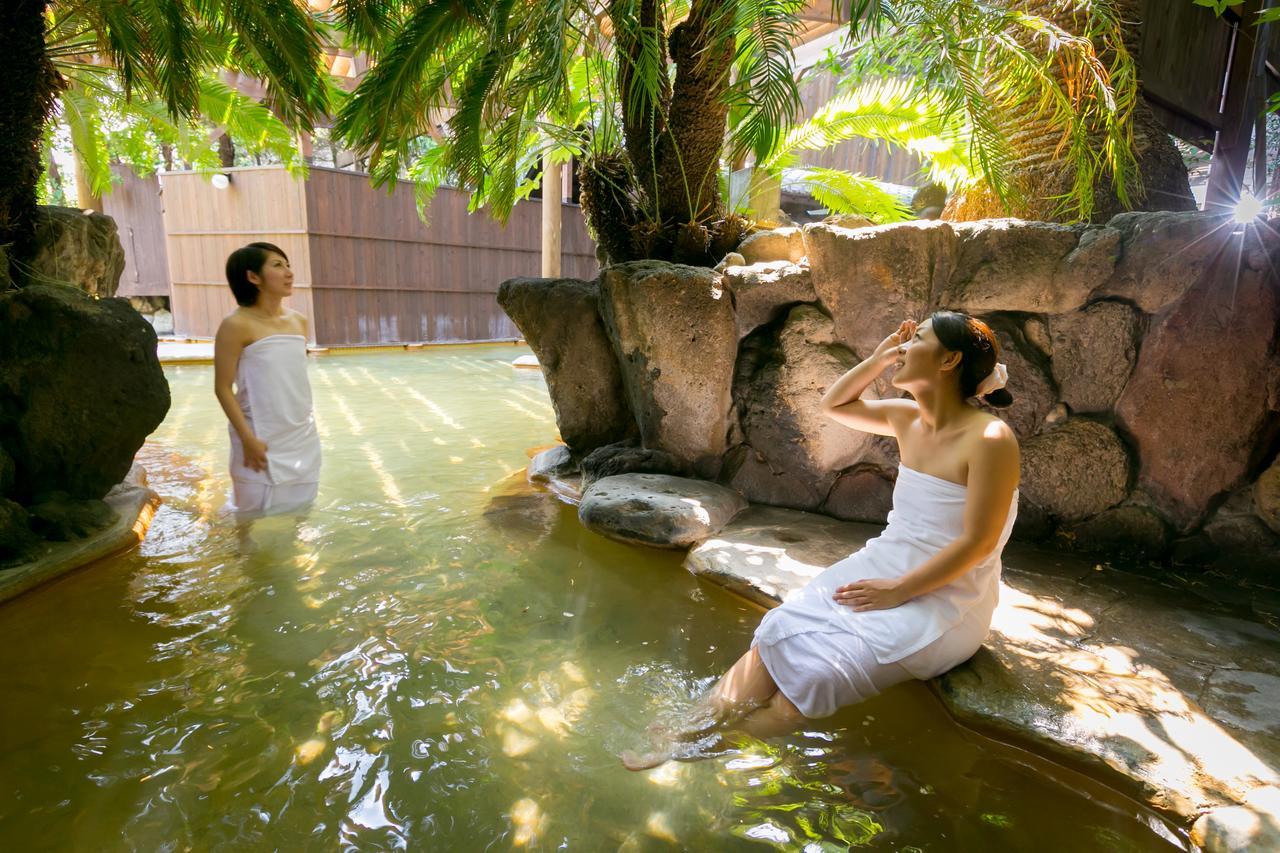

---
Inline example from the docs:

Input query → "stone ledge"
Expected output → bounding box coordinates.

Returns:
[0,468,160,605]
[524,467,1280,834]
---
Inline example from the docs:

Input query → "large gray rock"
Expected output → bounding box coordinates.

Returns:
[526,445,577,484]
[822,464,896,524]
[1020,419,1131,522]
[723,261,816,339]
[1202,489,1280,556]
[1096,211,1235,313]
[944,219,1114,314]
[0,285,170,502]
[982,321,1057,438]
[598,262,737,478]
[577,474,746,548]
[28,207,126,298]
[803,221,954,358]
[1116,250,1280,529]
[737,227,805,265]
[1054,504,1170,560]
[683,505,877,608]
[497,277,636,453]
[1048,301,1141,413]
[728,305,869,510]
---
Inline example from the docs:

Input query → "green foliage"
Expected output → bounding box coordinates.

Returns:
[838,0,1141,221]
[795,167,912,222]
[39,0,329,200]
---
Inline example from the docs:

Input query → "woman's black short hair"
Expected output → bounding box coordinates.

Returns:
[929,310,1014,408]
[225,242,288,307]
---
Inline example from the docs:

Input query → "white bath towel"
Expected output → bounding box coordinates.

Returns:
[228,334,321,514]
[754,464,1018,715]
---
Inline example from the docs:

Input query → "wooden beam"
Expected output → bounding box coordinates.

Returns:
[1207,0,1269,208]
[541,154,562,278]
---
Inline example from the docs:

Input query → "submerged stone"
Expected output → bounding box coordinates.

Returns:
[577,474,746,549]
[684,506,876,608]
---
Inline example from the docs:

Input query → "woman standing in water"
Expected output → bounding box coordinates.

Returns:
[624,311,1019,769]
[214,243,322,517]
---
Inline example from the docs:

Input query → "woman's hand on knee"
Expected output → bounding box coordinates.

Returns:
[833,578,907,611]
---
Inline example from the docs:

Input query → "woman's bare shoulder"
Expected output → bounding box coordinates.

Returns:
[966,413,1019,463]
[216,309,253,339]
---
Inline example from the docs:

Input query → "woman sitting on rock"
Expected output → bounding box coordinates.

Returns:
[624,311,1019,769]
[214,243,322,517]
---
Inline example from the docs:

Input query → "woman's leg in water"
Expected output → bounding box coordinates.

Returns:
[622,647,806,770]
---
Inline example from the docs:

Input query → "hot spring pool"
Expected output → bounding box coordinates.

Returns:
[0,345,1184,850]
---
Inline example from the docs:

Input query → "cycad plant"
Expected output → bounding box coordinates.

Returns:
[1,0,331,285]
[335,0,811,266]
[336,0,1149,265]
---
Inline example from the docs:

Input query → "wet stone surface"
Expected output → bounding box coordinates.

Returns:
[675,503,1280,829]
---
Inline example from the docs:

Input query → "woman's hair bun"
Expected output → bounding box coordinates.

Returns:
[981,388,1014,409]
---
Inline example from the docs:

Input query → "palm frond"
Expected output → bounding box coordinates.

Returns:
[795,167,911,222]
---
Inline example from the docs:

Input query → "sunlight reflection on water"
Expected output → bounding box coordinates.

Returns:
[0,346,1183,851]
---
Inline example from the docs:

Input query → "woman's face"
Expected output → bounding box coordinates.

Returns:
[247,252,294,301]
[889,319,959,392]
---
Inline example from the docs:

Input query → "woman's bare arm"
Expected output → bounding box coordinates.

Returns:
[834,420,1020,610]
[820,319,919,437]
[214,317,269,471]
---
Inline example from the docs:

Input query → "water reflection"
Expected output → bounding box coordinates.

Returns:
[0,347,1184,851]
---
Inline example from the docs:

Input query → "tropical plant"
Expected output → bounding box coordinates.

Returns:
[335,0,811,266]
[335,0,1153,265]
[1,0,331,285]
[841,0,1194,221]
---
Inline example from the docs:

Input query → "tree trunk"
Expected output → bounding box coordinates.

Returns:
[947,0,1195,223]
[660,0,734,223]
[0,0,61,280]
[72,142,103,213]
[217,132,236,168]
[586,0,742,266]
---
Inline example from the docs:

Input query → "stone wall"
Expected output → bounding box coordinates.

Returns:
[500,212,1280,569]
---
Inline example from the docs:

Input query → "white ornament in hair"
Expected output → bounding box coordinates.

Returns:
[975,362,1008,397]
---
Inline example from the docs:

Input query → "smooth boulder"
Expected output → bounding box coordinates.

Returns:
[1020,419,1131,522]
[945,219,1105,314]
[1048,301,1141,414]
[804,221,953,358]
[684,506,877,608]
[577,474,746,549]
[738,227,805,265]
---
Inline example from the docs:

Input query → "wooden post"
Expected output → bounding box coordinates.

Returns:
[541,153,561,278]
[1206,0,1269,208]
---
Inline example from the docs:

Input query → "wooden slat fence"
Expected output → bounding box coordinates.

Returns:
[160,166,597,345]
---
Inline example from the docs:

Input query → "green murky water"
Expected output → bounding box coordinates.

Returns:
[0,345,1184,851]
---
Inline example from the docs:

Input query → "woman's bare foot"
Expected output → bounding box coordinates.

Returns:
[620,747,675,771]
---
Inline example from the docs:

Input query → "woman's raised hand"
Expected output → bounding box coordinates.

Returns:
[872,319,917,363]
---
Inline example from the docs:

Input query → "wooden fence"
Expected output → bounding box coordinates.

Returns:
[103,167,170,299]
[161,166,598,345]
